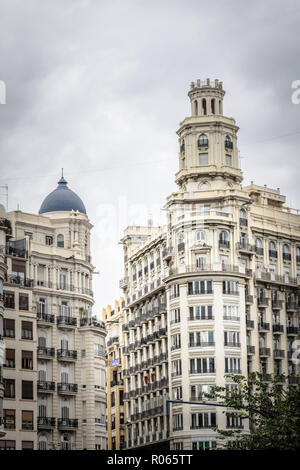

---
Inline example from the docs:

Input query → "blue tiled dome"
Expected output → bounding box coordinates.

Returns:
[39,176,86,215]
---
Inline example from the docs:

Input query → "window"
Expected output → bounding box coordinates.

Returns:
[225,135,233,149]
[22,350,33,369]
[223,305,239,320]
[171,333,181,350]
[223,281,239,295]
[173,414,183,430]
[22,380,33,400]
[4,292,15,309]
[45,235,53,246]
[190,384,213,401]
[22,441,34,450]
[4,349,15,368]
[0,440,16,450]
[224,331,240,346]
[57,234,64,248]
[191,412,216,429]
[196,230,205,242]
[19,294,29,311]
[171,359,182,377]
[202,98,207,115]
[119,390,124,405]
[189,331,214,347]
[189,305,213,320]
[225,357,241,373]
[21,321,33,340]
[269,241,277,258]
[199,153,208,166]
[172,386,182,400]
[219,231,229,247]
[22,410,34,430]
[283,244,291,261]
[192,441,217,450]
[226,154,232,166]
[3,409,15,429]
[226,414,243,429]
[94,344,104,357]
[4,379,15,398]
[170,284,180,299]
[187,280,213,295]
[4,318,15,337]
[170,308,180,324]
[198,134,208,147]
[190,357,215,374]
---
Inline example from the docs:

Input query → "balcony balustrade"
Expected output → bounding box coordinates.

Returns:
[57,349,77,360]
[37,381,55,392]
[57,383,78,394]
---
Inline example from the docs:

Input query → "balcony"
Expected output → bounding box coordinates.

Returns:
[37,381,55,392]
[258,322,270,332]
[57,316,77,328]
[37,347,55,359]
[261,373,271,382]
[189,341,215,348]
[57,383,78,394]
[237,242,254,253]
[246,320,254,329]
[57,349,77,361]
[272,324,284,334]
[283,253,291,262]
[119,277,129,289]
[273,349,285,359]
[286,301,298,311]
[269,250,278,259]
[288,376,300,385]
[79,318,105,329]
[245,295,253,304]
[224,341,241,348]
[219,240,230,249]
[286,326,299,335]
[162,247,174,261]
[257,297,269,307]
[37,313,55,326]
[37,417,55,429]
[107,337,119,347]
[255,247,264,256]
[271,299,283,310]
[259,348,271,357]
[247,345,255,355]
[5,275,33,287]
[57,418,78,430]
[177,242,185,252]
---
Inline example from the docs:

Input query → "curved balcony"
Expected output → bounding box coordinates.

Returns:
[57,418,78,430]
[37,417,55,429]
[37,381,55,393]
[37,313,55,326]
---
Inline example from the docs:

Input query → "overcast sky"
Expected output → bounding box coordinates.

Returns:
[0,0,299,316]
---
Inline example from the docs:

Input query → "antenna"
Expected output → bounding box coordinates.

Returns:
[61,168,64,178]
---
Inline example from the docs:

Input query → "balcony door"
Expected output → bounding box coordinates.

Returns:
[39,404,47,418]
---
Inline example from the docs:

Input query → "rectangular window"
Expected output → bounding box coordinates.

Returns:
[45,236,53,246]
[170,284,180,299]
[199,153,208,166]
[223,281,239,295]
[22,410,34,430]
[21,321,33,340]
[190,357,215,374]
[22,350,33,369]
[22,441,34,450]
[173,414,183,430]
[3,318,15,337]
[22,380,33,400]
[225,357,241,374]
[4,292,15,309]
[0,440,16,450]
[172,386,182,400]
[3,409,16,429]
[4,379,15,398]
[189,305,213,320]
[19,294,29,311]
[188,280,213,295]
[170,308,181,324]
[226,154,232,166]
[172,359,182,377]
[5,348,15,368]
[191,412,216,429]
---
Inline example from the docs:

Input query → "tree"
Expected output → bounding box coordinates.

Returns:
[207,372,300,450]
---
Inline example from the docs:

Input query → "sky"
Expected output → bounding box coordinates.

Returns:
[0,0,299,316]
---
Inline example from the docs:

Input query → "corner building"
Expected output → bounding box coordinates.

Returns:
[120,79,300,450]
[1,177,107,450]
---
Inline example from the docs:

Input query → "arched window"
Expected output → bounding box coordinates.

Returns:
[269,241,277,258]
[57,234,64,248]
[38,435,48,451]
[225,135,233,149]
[219,100,222,114]
[202,98,207,115]
[211,98,215,114]
[283,244,291,261]
[296,246,300,262]
[180,139,185,153]
[198,133,208,147]
[219,231,229,248]
[194,100,198,116]
[239,208,247,226]
[255,238,263,255]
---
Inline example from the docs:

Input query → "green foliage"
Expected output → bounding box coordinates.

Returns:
[206,372,300,450]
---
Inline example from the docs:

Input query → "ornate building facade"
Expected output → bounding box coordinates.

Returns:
[119,79,300,450]
[0,176,107,450]
[103,298,126,450]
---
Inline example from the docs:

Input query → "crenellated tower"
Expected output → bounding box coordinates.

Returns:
[175,78,243,192]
